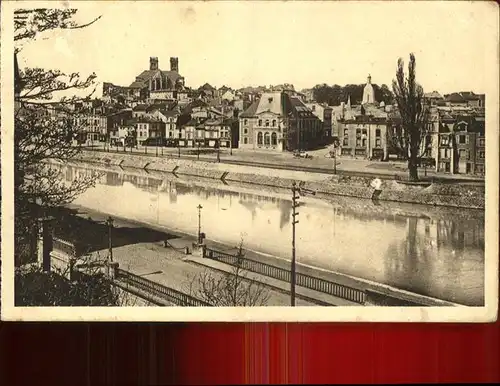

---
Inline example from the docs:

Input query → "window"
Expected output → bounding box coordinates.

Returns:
[244,128,248,134]
[375,129,381,137]
[272,120,276,127]
[344,129,349,136]
[265,120,270,127]
[264,133,271,146]
[243,137,248,144]
[478,151,485,159]
[271,132,277,146]
[440,148,450,158]
[257,132,263,145]
[258,119,262,126]
[459,149,468,160]
[440,136,449,146]
[362,138,367,147]
[375,138,381,147]
[244,119,248,125]
[362,129,367,136]
[356,129,361,137]
[343,138,349,146]
[478,138,485,147]
[459,135,466,144]
[356,138,361,147]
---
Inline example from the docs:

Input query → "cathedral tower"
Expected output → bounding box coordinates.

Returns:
[150,57,159,70]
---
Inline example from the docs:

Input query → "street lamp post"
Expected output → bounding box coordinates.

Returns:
[197,204,203,244]
[106,216,114,262]
[290,181,315,306]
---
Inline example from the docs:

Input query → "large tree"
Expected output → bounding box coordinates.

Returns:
[14,9,102,264]
[391,53,430,181]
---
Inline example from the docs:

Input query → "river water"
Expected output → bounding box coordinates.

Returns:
[60,162,485,306]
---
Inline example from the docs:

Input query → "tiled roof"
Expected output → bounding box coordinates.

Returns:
[240,92,300,118]
[199,83,215,91]
[445,93,466,103]
[459,91,480,101]
[129,69,182,88]
[424,91,443,99]
[239,100,259,118]
[162,109,180,117]
[133,104,149,111]
[184,118,199,126]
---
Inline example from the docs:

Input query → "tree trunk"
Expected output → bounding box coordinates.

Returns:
[408,152,419,181]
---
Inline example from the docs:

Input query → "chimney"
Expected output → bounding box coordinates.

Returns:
[150,57,159,70]
[170,57,179,72]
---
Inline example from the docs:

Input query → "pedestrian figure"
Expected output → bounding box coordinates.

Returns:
[370,178,383,200]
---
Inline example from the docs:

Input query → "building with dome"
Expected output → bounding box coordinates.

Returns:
[362,74,375,104]
[331,74,394,160]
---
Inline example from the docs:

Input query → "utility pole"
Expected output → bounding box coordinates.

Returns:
[229,126,233,155]
[333,149,337,174]
[197,204,203,244]
[290,181,315,306]
[197,141,200,160]
[106,216,114,262]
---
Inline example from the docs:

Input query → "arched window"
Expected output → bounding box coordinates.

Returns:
[264,133,271,146]
[265,120,270,127]
[272,120,276,127]
[244,119,248,125]
[257,132,263,145]
[258,119,262,126]
[271,132,277,146]
[244,137,248,144]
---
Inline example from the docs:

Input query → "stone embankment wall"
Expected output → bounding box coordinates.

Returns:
[77,151,485,210]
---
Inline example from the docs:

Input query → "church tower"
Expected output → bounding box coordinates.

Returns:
[150,57,159,70]
[362,74,375,105]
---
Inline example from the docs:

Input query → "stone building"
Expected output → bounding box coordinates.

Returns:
[435,111,485,175]
[129,57,186,102]
[335,75,391,160]
[238,92,323,152]
[305,103,333,138]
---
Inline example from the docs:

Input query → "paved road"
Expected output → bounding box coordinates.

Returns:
[83,144,485,184]
[68,204,320,307]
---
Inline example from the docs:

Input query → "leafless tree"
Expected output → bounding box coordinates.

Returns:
[185,239,270,306]
[14,9,102,257]
[391,53,430,181]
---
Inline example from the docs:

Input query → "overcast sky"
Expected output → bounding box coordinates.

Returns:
[16,1,498,96]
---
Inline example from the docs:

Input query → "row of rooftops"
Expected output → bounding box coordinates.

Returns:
[118,116,238,128]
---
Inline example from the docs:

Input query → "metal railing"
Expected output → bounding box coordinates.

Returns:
[116,268,210,307]
[204,247,366,304]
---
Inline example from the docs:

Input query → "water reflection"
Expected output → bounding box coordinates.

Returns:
[60,163,485,305]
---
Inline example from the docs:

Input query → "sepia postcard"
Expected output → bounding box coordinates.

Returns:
[1,0,498,322]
